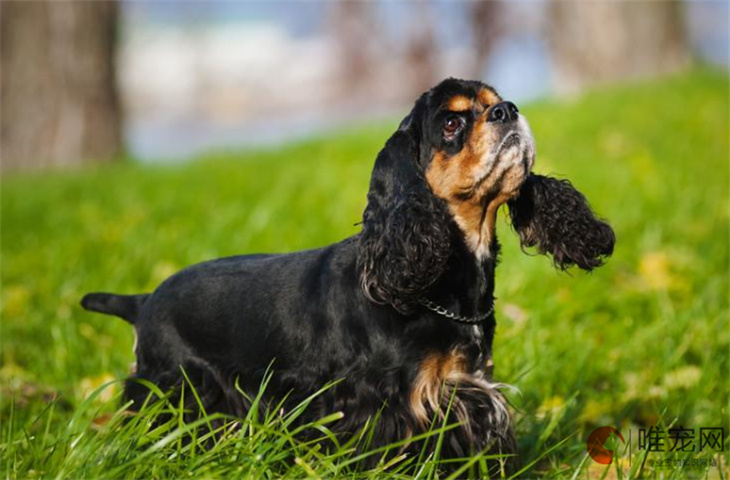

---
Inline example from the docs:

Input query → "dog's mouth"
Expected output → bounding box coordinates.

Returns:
[496,130,534,163]
[495,116,536,170]
[495,134,531,177]
[466,118,536,201]
[497,132,521,153]
[460,115,536,201]
[476,125,534,177]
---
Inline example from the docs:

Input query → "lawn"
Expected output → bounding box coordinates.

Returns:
[1,69,728,479]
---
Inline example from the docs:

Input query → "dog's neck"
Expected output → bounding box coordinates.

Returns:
[427,223,498,322]
[419,225,497,372]
[448,192,513,261]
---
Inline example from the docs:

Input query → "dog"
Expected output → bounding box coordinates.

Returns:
[81,78,614,474]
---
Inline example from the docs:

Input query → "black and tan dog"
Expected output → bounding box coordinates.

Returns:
[82,78,614,473]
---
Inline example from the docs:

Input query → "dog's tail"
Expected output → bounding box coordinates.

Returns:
[80,292,150,324]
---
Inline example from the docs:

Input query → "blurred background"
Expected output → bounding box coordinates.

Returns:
[1,0,727,170]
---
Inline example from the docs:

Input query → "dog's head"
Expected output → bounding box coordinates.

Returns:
[358,78,614,314]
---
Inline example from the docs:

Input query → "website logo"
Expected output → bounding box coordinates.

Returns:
[587,426,625,464]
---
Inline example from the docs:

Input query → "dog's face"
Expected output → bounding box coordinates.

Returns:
[420,79,535,205]
[358,78,614,314]
[415,79,536,257]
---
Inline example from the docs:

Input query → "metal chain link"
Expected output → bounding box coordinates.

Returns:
[418,297,494,324]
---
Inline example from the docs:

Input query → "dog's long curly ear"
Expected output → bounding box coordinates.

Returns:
[357,99,452,314]
[508,174,615,271]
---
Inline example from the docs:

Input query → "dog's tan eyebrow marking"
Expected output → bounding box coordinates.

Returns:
[448,95,473,112]
[478,88,500,107]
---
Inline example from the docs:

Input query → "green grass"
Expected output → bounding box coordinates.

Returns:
[2,69,729,479]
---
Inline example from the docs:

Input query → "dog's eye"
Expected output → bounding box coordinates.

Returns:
[443,116,464,137]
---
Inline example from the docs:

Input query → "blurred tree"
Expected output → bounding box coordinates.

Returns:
[404,4,438,94]
[330,1,439,101]
[469,1,503,80]
[1,0,122,173]
[548,1,689,93]
[329,0,377,102]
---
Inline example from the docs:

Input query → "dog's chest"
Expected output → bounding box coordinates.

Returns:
[464,323,489,371]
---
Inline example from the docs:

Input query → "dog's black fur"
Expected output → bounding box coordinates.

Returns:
[82,78,614,474]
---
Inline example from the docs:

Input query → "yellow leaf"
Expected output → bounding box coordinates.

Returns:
[536,395,565,420]
[638,252,674,291]
[1,285,31,318]
[78,373,117,403]
[664,365,702,390]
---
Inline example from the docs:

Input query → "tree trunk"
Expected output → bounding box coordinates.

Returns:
[329,0,377,102]
[469,1,503,80]
[1,0,122,173]
[548,1,690,94]
[403,4,438,94]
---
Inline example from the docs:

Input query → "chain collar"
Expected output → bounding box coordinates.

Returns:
[418,297,494,324]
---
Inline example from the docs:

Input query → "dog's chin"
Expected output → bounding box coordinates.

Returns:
[490,138,534,200]
[499,132,534,165]
[496,141,526,166]
[471,118,536,201]
[496,130,535,167]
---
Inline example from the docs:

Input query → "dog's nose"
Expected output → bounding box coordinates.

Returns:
[487,101,519,124]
